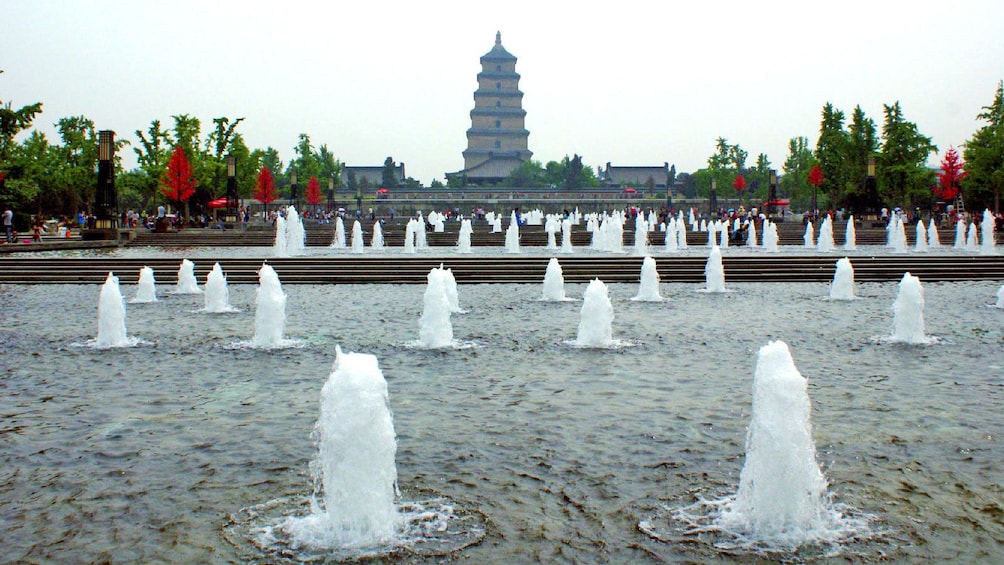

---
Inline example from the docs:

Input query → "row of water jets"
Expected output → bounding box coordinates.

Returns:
[273,205,998,257]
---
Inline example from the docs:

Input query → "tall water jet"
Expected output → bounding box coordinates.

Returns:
[285,206,306,256]
[803,221,815,249]
[702,246,726,293]
[541,258,567,301]
[841,216,857,250]
[280,346,399,548]
[719,223,729,249]
[631,256,663,302]
[575,279,614,347]
[274,214,289,257]
[966,221,979,251]
[131,266,158,303]
[829,257,856,300]
[927,218,941,248]
[175,259,203,294]
[895,216,911,251]
[456,219,473,253]
[417,267,454,348]
[252,263,288,348]
[204,262,238,313]
[714,340,847,549]
[415,216,428,250]
[351,220,365,254]
[980,209,996,254]
[747,221,758,248]
[634,219,649,255]
[438,264,462,314]
[816,216,834,252]
[890,272,931,344]
[676,218,688,250]
[371,221,384,250]
[491,214,502,233]
[504,216,521,253]
[544,216,559,249]
[330,216,347,248]
[762,220,779,253]
[664,218,679,252]
[914,221,928,252]
[560,218,574,253]
[954,219,966,248]
[403,219,417,254]
[96,272,136,348]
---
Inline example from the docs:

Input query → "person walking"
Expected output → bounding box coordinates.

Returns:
[3,207,13,243]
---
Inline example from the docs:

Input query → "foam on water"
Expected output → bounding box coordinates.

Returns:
[417,267,454,348]
[203,262,238,313]
[700,246,727,293]
[631,256,663,302]
[174,258,203,294]
[888,272,936,344]
[131,266,158,303]
[573,279,616,347]
[541,257,568,301]
[829,257,856,300]
[94,272,143,348]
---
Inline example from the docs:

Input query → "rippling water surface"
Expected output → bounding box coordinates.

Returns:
[1,279,1002,563]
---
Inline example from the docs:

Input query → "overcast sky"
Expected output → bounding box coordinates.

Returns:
[3,0,1003,185]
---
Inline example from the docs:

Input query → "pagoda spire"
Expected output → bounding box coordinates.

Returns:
[496,31,501,46]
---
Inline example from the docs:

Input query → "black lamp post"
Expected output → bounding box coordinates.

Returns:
[94,130,117,231]
[289,169,298,208]
[709,177,718,218]
[866,156,877,214]
[768,169,777,217]
[327,176,335,211]
[226,155,238,223]
[355,185,362,216]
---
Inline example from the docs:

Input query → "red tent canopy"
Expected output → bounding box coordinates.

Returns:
[207,197,230,208]
[376,188,390,194]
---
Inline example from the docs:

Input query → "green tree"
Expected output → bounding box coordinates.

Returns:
[843,105,879,213]
[204,116,245,197]
[782,136,815,208]
[878,101,937,208]
[381,156,398,188]
[815,103,847,211]
[133,119,171,211]
[52,116,101,214]
[430,178,445,189]
[0,100,43,164]
[963,80,1004,213]
[505,159,544,187]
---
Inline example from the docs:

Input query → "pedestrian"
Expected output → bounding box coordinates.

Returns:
[3,206,13,243]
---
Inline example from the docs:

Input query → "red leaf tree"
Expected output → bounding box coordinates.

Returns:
[305,175,322,208]
[732,174,747,192]
[255,166,278,216]
[934,146,967,201]
[160,146,196,220]
[807,164,824,188]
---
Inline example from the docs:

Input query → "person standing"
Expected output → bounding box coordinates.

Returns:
[3,207,13,243]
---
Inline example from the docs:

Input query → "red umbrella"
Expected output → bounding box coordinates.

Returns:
[207,197,229,208]
[376,188,390,194]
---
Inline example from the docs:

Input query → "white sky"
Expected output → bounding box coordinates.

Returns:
[3,0,1003,185]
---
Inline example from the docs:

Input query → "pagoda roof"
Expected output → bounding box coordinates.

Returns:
[480,31,516,62]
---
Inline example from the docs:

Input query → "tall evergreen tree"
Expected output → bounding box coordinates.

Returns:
[963,80,1004,213]
[815,103,847,211]
[381,156,398,188]
[782,136,815,207]
[878,101,937,208]
[843,105,880,213]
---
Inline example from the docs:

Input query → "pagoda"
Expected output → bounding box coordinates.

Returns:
[448,32,532,185]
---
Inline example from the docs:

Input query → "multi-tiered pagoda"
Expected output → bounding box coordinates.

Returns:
[448,32,532,185]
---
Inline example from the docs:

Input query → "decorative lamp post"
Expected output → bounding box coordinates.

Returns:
[355,184,362,216]
[289,169,298,208]
[93,130,117,232]
[866,156,877,214]
[768,169,777,217]
[226,155,238,223]
[709,177,718,218]
[327,176,335,211]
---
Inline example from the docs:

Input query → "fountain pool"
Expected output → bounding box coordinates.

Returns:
[0,280,1002,562]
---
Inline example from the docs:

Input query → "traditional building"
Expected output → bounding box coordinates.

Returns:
[341,163,406,189]
[600,162,675,193]
[447,32,532,185]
